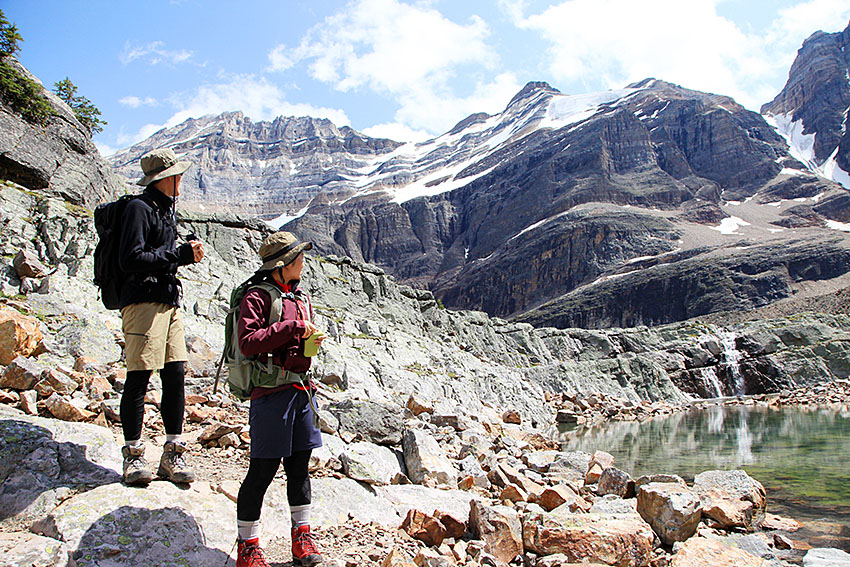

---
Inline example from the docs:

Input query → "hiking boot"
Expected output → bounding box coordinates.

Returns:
[236,538,269,567]
[122,445,153,486]
[156,441,195,484]
[291,524,322,566]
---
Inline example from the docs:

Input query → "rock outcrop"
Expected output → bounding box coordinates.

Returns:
[0,56,125,208]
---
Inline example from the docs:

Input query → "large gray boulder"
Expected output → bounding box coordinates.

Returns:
[0,406,121,529]
[31,482,234,567]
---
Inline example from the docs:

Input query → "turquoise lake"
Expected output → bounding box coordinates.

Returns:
[559,402,850,551]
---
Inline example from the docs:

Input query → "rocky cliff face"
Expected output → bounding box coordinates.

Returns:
[762,20,850,184]
[0,57,124,209]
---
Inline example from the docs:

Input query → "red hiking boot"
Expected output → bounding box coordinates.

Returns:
[291,524,323,566]
[236,538,269,567]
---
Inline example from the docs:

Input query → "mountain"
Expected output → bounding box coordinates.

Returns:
[762,20,850,187]
[286,78,850,327]
[110,113,401,218]
[110,39,850,330]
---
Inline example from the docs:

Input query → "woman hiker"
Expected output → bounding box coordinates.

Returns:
[235,231,325,567]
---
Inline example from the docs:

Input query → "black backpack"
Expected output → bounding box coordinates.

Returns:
[93,194,139,309]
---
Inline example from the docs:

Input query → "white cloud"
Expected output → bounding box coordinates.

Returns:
[114,75,351,148]
[507,0,782,110]
[767,0,850,46]
[361,122,433,143]
[94,141,119,157]
[120,41,194,66]
[119,95,158,108]
[269,0,518,133]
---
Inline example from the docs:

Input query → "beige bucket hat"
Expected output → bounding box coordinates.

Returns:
[258,231,313,271]
[137,148,191,186]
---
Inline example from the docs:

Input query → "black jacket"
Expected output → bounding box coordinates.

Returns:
[118,186,194,309]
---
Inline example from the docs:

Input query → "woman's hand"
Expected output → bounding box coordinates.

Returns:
[302,320,320,338]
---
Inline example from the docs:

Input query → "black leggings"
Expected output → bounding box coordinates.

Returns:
[237,450,312,522]
[120,361,185,441]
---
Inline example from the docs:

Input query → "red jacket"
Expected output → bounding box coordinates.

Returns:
[237,280,313,399]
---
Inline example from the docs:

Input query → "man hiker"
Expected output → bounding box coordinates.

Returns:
[118,148,204,486]
[234,231,324,567]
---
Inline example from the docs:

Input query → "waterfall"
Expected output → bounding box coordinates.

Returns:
[698,367,724,398]
[720,331,746,396]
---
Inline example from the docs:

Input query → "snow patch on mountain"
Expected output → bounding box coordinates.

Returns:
[764,113,817,169]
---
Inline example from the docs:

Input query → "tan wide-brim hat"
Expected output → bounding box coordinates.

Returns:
[137,148,191,186]
[258,231,313,271]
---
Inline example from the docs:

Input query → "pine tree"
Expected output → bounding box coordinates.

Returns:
[0,10,22,56]
[53,77,107,135]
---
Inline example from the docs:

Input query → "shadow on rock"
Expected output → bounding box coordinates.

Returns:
[67,505,235,567]
[0,410,121,526]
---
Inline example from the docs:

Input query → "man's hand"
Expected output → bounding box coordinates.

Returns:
[190,240,204,263]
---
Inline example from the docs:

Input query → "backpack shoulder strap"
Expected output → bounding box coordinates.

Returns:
[250,281,284,326]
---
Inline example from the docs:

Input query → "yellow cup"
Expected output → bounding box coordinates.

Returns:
[303,332,324,357]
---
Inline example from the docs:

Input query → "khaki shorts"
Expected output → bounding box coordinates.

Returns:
[121,303,188,372]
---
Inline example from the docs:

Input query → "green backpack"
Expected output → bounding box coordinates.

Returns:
[213,279,309,400]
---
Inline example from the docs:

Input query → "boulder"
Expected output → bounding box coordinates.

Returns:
[636,482,701,545]
[341,440,404,485]
[670,537,770,566]
[0,307,43,365]
[330,399,404,445]
[402,428,458,487]
[43,392,95,422]
[0,355,45,390]
[0,531,68,567]
[469,501,523,565]
[17,389,38,415]
[531,484,582,512]
[597,467,634,498]
[412,547,455,567]
[590,495,637,514]
[406,393,434,416]
[803,548,850,566]
[13,249,47,279]
[693,470,766,531]
[197,422,242,445]
[379,484,478,526]
[400,508,447,547]
[35,368,80,396]
[0,406,121,529]
[549,451,591,476]
[31,482,235,566]
[522,511,654,567]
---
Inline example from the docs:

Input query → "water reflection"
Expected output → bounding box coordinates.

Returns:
[560,403,850,541]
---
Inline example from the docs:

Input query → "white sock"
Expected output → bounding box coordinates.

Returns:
[290,504,311,528]
[124,439,143,449]
[237,520,261,542]
[165,434,181,444]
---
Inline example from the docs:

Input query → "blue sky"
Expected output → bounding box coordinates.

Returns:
[5,0,850,155]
